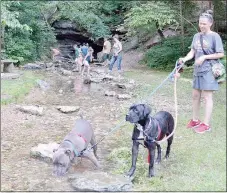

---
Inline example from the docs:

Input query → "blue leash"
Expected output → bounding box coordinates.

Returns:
[87,60,183,151]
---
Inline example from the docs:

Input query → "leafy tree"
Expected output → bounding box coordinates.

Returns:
[2,1,56,62]
[124,1,179,37]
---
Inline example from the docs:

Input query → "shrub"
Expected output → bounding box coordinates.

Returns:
[142,35,193,70]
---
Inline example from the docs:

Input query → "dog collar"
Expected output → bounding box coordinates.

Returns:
[64,140,80,157]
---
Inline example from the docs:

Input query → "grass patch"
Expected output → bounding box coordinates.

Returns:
[1,71,43,105]
[109,69,226,191]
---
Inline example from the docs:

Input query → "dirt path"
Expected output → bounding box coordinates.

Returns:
[1,50,144,191]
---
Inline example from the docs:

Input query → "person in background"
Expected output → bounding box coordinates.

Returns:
[81,46,93,77]
[51,47,60,61]
[108,34,123,76]
[178,10,224,134]
[73,44,83,73]
[81,43,88,58]
[73,44,80,61]
[102,37,111,67]
[88,45,94,62]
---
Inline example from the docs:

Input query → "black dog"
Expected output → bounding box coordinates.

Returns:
[125,104,174,178]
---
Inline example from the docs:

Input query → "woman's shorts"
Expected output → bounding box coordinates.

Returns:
[193,70,219,91]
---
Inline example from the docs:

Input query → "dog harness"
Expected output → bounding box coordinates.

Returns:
[63,134,87,157]
[64,140,80,157]
[136,118,162,142]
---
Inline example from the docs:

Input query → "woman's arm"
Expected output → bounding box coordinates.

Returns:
[203,52,224,60]
[181,49,195,63]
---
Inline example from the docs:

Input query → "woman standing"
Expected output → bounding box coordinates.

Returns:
[108,34,123,75]
[178,10,224,134]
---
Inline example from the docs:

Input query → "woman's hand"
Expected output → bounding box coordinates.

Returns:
[178,58,185,64]
[114,52,118,56]
[174,72,181,78]
[195,55,206,65]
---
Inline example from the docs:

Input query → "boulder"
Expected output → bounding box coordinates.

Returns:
[56,106,80,113]
[117,94,131,100]
[69,171,133,191]
[36,79,50,91]
[105,91,116,97]
[23,63,42,70]
[90,77,103,83]
[1,73,20,80]
[30,142,59,163]
[60,68,72,76]
[17,105,44,116]
[83,78,91,84]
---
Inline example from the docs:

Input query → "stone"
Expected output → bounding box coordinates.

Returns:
[93,62,104,66]
[1,59,18,73]
[56,106,80,113]
[116,83,135,90]
[123,35,139,52]
[69,171,133,191]
[1,73,20,80]
[46,62,54,68]
[91,68,105,75]
[83,78,91,84]
[90,77,103,83]
[117,94,131,100]
[60,68,72,76]
[36,79,50,91]
[3,63,14,73]
[17,105,44,116]
[129,79,135,84]
[105,91,116,97]
[23,63,42,70]
[30,142,59,163]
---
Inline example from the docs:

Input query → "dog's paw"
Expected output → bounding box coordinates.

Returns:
[124,174,135,182]
[148,174,155,178]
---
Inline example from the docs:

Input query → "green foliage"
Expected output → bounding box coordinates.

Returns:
[142,35,193,70]
[1,2,31,30]
[125,1,179,35]
[55,1,111,40]
[4,29,36,62]
[2,1,57,63]
[55,1,136,40]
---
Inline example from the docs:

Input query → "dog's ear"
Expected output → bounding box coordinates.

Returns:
[143,104,151,117]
